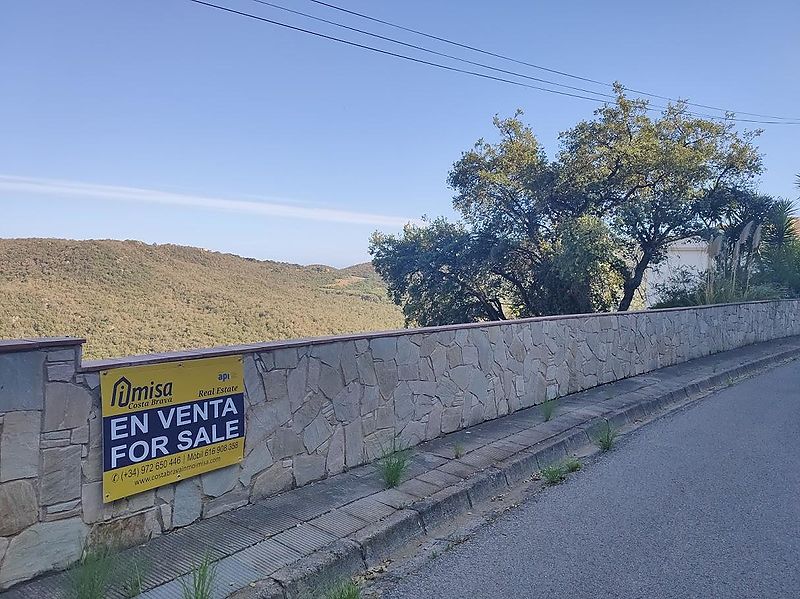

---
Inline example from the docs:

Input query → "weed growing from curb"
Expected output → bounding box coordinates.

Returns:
[122,556,148,598]
[324,580,361,599]
[67,547,117,599]
[539,399,558,422]
[378,442,410,488]
[540,464,566,485]
[180,554,216,599]
[453,442,465,459]
[594,421,619,452]
[540,456,583,486]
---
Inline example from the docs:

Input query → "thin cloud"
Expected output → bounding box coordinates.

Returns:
[0,175,419,228]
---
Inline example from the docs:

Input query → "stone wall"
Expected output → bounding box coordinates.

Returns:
[0,339,94,589]
[1,300,799,589]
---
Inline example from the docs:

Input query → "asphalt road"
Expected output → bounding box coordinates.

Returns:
[381,361,800,599]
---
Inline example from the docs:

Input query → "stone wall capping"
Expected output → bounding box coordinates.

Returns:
[79,299,798,372]
[0,337,85,355]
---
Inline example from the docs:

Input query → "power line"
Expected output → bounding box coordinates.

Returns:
[305,0,800,123]
[185,0,799,125]
[183,0,632,104]
[245,0,615,103]
[249,0,797,124]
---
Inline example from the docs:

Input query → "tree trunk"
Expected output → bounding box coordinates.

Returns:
[617,253,651,311]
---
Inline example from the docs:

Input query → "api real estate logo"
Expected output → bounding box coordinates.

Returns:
[100,355,245,502]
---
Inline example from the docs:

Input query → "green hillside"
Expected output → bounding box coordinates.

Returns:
[0,239,403,359]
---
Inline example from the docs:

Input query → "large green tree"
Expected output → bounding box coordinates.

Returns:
[371,91,764,325]
[370,218,508,325]
[559,89,762,309]
[370,114,622,326]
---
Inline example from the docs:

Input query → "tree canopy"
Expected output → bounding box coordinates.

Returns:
[371,90,768,326]
[558,88,762,308]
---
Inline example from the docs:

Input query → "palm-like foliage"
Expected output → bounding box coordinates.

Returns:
[763,198,797,247]
[653,182,800,308]
[756,194,800,296]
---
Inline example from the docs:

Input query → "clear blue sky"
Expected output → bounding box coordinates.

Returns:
[1,0,798,266]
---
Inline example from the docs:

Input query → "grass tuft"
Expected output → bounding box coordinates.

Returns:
[377,442,410,488]
[180,554,217,599]
[539,399,558,422]
[453,442,465,459]
[540,464,566,485]
[594,421,619,452]
[324,580,361,599]
[540,456,583,486]
[67,547,117,599]
[122,556,148,598]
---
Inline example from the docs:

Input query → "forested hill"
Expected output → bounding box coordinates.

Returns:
[0,239,403,359]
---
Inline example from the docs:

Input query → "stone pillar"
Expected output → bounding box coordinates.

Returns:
[0,338,89,590]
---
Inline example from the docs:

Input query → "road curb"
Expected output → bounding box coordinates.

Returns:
[412,486,472,532]
[229,343,800,598]
[352,509,425,569]
[276,539,365,599]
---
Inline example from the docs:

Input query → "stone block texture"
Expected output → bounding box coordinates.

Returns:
[1,300,799,590]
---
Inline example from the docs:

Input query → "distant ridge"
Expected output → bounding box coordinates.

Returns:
[0,238,403,359]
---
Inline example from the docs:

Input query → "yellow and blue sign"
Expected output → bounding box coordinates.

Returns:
[100,355,245,502]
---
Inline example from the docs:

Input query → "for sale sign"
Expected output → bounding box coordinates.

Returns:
[100,355,245,502]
